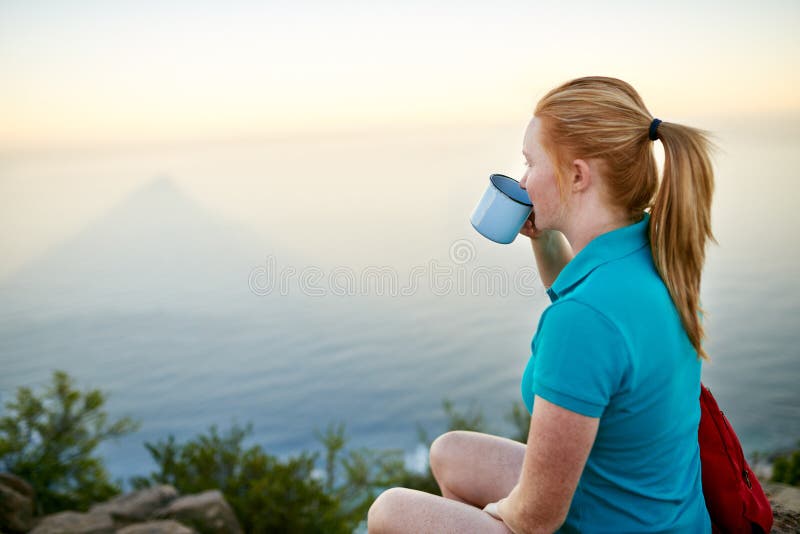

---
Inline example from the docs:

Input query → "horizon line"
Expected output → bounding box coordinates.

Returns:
[2,110,799,159]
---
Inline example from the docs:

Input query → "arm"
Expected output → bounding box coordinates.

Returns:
[530,231,573,289]
[487,302,622,532]
[519,216,574,289]
[490,396,599,533]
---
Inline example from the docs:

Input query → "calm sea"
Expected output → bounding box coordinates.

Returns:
[1,117,798,485]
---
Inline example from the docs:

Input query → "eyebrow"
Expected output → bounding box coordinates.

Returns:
[522,150,530,157]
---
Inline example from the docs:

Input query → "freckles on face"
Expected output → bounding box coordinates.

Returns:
[520,123,538,191]
[521,117,562,223]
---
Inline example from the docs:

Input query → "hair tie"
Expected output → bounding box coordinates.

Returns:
[648,118,662,141]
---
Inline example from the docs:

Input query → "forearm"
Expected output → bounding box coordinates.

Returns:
[530,230,574,289]
[495,482,562,534]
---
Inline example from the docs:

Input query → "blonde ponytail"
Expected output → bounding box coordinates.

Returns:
[649,121,718,360]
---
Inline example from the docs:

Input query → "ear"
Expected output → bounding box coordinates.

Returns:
[570,158,592,193]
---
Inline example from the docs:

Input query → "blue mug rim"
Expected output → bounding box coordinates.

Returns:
[489,174,533,207]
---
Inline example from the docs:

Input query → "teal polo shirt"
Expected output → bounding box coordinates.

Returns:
[520,211,711,533]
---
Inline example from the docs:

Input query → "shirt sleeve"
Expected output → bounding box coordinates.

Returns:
[530,300,630,418]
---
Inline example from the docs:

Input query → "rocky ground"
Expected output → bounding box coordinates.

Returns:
[1,473,241,533]
[764,482,800,533]
[2,472,799,532]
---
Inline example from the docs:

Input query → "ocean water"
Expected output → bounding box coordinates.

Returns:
[0,117,798,486]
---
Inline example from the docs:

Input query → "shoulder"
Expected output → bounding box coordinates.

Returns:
[539,298,626,348]
[537,297,632,375]
[532,298,633,417]
[560,249,671,324]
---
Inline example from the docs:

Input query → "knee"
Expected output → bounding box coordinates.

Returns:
[429,430,464,478]
[367,487,407,533]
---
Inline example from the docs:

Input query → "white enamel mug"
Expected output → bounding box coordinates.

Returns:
[470,174,533,244]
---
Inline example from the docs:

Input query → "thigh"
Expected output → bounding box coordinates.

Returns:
[429,430,526,507]
[367,487,514,534]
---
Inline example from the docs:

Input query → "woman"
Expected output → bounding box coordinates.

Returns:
[367,76,716,533]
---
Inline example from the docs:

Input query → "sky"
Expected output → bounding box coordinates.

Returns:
[0,0,798,279]
[1,0,798,152]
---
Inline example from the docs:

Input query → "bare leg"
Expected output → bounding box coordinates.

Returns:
[429,430,527,507]
[366,430,527,533]
[367,487,514,534]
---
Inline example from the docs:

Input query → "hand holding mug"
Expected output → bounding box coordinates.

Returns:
[518,211,545,240]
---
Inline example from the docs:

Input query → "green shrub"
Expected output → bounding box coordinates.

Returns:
[2,369,533,530]
[771,441,800,487]
[131,422,351,533]
[130,396,526,531]
[0,370,140,514]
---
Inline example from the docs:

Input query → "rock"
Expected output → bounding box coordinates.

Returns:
[117,519,197,534]
[765,482,800,511]
[0,473,35,533]
[29,511,114,534]
[763,482,800,533]
[90,485,178,523]
[154,490,242,534]
[771,503,800,534]
[0,473,35,500]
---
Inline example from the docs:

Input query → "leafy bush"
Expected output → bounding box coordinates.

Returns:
[0,370,140,514]
[131,422,350,533]
[1,369,532,531]
[131,396,527,531]
[770,441,800,487]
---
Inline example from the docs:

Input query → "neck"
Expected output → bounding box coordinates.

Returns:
[560,205,633,256]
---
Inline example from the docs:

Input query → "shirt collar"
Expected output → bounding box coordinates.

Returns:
[546,211,650,302]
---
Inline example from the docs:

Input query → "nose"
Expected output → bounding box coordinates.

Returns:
[519,174,527,188]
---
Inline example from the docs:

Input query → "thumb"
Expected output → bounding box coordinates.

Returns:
[482,501,501,520]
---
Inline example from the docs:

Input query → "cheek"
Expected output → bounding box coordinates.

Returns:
[526,170,542,197]
[529,171,559,210]
[539,170,558,198]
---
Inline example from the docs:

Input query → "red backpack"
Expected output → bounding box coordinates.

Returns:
[698,383,773,533]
